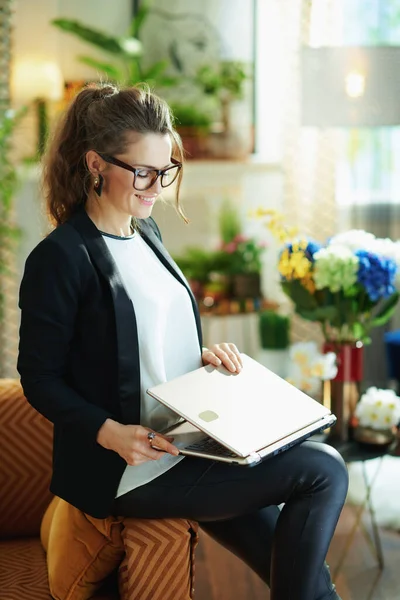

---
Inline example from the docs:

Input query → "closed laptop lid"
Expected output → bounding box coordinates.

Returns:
[147,353,331,457]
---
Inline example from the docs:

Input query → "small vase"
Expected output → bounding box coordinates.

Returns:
[231,273,261,299]
[323,342,364,442]
[353,425,395,447]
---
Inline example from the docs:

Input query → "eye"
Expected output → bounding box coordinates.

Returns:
[136,169,152,178]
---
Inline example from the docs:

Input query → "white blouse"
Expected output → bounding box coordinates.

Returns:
[101,229,202,498]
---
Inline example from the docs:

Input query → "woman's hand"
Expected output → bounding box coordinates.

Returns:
[96,419,180,466]
[202,342,243,373]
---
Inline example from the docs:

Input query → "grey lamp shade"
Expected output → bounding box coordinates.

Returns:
[301,46,400,127]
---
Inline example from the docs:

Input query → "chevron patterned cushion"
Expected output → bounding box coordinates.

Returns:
[0,379,53,538]
[118,518,199,600]
[0,538,51,600]
[40,497,125,600]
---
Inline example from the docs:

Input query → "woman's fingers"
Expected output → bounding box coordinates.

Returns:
[207,343,243,373]
[143,429,180,457]
[203,348,222,367]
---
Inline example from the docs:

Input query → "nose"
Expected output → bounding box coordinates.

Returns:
[149,176,162,195]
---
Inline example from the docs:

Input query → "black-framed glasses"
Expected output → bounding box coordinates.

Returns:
[97,152,182,191]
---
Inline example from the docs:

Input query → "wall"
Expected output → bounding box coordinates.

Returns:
[11,0,286,301]
[13,0,132,81]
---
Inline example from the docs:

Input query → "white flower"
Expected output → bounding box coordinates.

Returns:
[289,341,318,366]
[329,229,376,252]
[310,352,338,380]
[355,387,400,429]
[286,343,338,396]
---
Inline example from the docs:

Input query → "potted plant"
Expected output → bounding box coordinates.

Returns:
[194,60,251,158]
[170,103,213,159]
[257,310,290,378]
[215,200,266,298]
[172,246,219,301]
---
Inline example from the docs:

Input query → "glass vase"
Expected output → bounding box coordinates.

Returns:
[323,341,364,442]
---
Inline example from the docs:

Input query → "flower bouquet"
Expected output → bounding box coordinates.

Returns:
[354,387,400,445]
[256,210,400,345]
[255,209,400,441]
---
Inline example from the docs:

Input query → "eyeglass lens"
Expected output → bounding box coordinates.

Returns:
[134,166,180,191]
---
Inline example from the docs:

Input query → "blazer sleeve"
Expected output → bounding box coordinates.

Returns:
[17,236,113,442]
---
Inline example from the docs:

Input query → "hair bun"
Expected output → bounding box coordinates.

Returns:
[86,83,119,100]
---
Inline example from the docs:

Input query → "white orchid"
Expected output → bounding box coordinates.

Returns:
[286,342,338,397]
[355,387,400,430]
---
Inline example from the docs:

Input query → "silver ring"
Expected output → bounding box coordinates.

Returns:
[147,432,156,444]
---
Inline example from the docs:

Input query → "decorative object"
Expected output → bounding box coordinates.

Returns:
[286,341,337,399]
[322,341,364,441]
[254,209,400,441]
[257,310,290,378]
[353,387,400,446]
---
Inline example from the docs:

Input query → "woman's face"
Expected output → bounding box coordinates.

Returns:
[100,132,173,220]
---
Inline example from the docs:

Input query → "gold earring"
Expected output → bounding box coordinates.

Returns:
[94,176,99,187]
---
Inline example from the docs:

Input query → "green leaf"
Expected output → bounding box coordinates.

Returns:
[297,305,339,323]
[350,321,367,341]
[142,59,169,81]
[78,56,123,80]
[368,292,400,328]
[129,0,150,38]
[51,19,142,57]
[281,280,318,311]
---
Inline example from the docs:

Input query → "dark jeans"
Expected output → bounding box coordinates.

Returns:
[113,441,348,600]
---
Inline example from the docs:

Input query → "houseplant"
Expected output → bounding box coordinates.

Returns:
[215,200,266,298]
[194,60,251,158]
[51,1,176,91]
[0,107,26,376]
[169,103,213,159]
[257,310,290,377]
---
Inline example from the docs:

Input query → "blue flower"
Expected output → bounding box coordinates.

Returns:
[355,250,397,301]
[286,239,322,261]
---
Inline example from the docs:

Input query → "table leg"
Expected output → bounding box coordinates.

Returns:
[333,457,384,579]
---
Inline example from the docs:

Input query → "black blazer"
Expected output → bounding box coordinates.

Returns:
[17,207,202,518]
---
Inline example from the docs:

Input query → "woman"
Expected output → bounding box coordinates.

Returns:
[18,83,348,600]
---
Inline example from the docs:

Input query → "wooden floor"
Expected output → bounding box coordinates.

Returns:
[194,505,400,600]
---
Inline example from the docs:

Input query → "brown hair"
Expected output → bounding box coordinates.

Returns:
[42,83,185,227]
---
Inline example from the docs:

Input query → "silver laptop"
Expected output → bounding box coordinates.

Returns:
[147,353,336,466]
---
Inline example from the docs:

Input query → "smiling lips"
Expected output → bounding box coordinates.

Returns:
[136,194,157,206]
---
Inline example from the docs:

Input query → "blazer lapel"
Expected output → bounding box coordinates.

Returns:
[67,208,141,425]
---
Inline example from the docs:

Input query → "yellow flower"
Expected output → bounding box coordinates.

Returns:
[301,274,316,294]
[253,208,299,244]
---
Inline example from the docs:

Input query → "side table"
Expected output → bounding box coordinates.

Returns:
[325,439,396,579]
